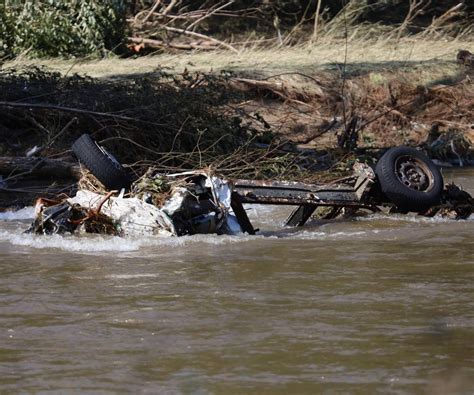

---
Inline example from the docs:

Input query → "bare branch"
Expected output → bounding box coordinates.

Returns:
[0,101,166,126]
[421,3,464,37]
[142,0,162,24]
[128,36,224,51]
[163,0,179,16]
[164,26,239,53]
[187,1,235,31]
[396,0,431,41]
[312,0,323,43]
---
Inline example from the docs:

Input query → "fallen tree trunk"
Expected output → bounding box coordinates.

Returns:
[127,36,226,52]
[0,156,81,180]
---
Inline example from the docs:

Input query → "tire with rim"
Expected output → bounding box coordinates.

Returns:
[375,146,443,212]
[72,134,132,191]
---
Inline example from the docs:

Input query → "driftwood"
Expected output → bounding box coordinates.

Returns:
[163,26,238,53]
[127,36,220,51]
[0,156,81,181]
[128,30,238,53]
[229,77,323,104]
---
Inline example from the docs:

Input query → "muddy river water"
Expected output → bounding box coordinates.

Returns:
[0,169,473,394]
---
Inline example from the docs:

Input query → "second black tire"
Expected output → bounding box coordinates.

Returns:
[375,146,443,212]
[72,134,132,191]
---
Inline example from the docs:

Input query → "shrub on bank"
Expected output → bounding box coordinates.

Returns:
[0,0,126,58]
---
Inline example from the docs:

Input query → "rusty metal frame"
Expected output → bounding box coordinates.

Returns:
[231,167,379,228]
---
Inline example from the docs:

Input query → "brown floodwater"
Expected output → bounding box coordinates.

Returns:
[0,169,473,394]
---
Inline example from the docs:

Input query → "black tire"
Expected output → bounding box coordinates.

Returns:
[375,146,443,212]
[72,134,132,191]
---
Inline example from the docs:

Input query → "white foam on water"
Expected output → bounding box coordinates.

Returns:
[0,230,153,252]
[0,228,274,254]
[0,206,35,221]
[0,203,287,254]
[106,273,160,279]
[0,203,471,254]
[1,224,365,254]
[287,230,369,240]
[355,212,474,224]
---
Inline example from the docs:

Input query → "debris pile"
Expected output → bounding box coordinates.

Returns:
[28,171,242,237]
[26,135,473,238]
[28,166,474,238]
[423,183,474,220]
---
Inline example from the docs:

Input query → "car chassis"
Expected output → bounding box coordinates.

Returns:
[28,160,472,237]
[27,135,473,236]
[230,163,379,234]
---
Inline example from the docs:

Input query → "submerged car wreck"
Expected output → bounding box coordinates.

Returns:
[28,135,473,237]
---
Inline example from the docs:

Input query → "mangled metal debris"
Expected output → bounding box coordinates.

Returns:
[29,170,243,236]
[28,135,473,237]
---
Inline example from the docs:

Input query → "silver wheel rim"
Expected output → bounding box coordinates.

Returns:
[395,155,434,192]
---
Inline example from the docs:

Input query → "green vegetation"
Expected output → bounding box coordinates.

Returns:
[0,0,125,58]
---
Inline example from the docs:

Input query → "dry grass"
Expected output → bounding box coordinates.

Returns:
[5,38,473,81]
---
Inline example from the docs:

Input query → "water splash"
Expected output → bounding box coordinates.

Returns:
[0,207,35,221]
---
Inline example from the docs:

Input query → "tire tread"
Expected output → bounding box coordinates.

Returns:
[72,134,131,191]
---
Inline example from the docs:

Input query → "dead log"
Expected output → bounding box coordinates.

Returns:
[127,36,226,52]
[163,26,239,53]
[128,36,199,51]
[0,156,81,180]
[229,77,324,103]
